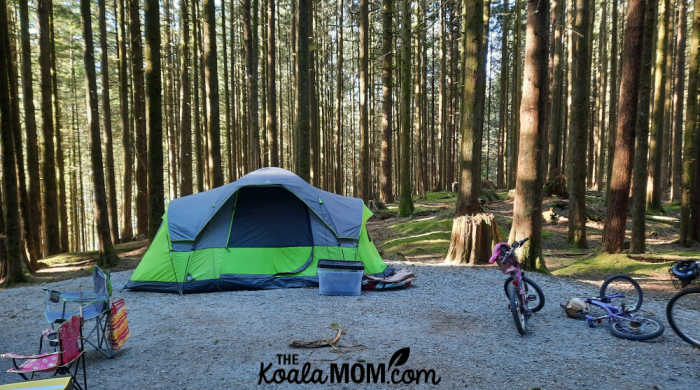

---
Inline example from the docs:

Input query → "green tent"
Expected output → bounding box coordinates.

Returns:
[125,168,389,293]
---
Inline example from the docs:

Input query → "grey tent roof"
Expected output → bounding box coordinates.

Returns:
[167,167,365,243]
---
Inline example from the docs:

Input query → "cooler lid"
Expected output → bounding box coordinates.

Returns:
[318,259,364,271]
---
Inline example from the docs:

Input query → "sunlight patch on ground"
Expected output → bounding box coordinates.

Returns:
[553,253,673,279]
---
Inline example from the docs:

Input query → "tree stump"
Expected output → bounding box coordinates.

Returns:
[444,213,502,265]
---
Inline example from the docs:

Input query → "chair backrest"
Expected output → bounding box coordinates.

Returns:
[93,266,112,298]
[58,315,83,364]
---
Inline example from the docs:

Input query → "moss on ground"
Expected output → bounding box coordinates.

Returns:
[552,252,673,279]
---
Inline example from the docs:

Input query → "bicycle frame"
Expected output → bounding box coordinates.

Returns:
[584,293,633,326]
[502,252,531,314]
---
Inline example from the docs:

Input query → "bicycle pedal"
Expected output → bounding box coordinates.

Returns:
[527,294,537,302]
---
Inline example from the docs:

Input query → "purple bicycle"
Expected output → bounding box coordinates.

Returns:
[489,238,545,335]
[581,275,664,341]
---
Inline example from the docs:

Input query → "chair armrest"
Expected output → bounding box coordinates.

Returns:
[1,352,57,360]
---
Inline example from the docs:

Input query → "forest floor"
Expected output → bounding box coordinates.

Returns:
[369,191,700,298]
[6,191,700,298]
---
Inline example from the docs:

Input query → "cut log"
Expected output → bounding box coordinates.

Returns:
[444,213,502,265]
[645,215,680,225]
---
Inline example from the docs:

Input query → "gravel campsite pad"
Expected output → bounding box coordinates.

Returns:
[1,263,698,389]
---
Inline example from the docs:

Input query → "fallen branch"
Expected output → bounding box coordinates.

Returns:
[290,328,343,349]
[645,215,680,225]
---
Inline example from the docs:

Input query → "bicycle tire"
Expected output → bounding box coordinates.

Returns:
[609,316,664,341]
[503,276,545,313]
[508,283,527,336]
[666,286,700,347]
[600,274,643,312]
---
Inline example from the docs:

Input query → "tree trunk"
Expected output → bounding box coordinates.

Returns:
[335,0,344,194]
[1,0,27,283]
[203,0,222,187]
[399,0,413,216]
[567,0,591,248]
[117,0,133,240]
[606,1,620,195]
[192,0,203,192]
[445,0,492,264]
[380,0,394,203]
[179,0,193,196]
[48,4,68,253]
[145,0,163,238]
[508,0,522,190]
[547,0,564,182]
[38,0,60,255]
[603,0,647,253]
[129,0,148,236]
[80,0,119,266]
[221,0,231,180]
[18,0,41,262]
[646,0,671,211]
[497,6,509,189]
[357,0,370,201]
[671,0,687,202]
[445,214,502,265]
[244,0,261,172]
[510,0,549,272]
[308,11,321,187]
[681,0,699,244]
[267,0,279,167]
[99,0,119,244]
[596,1,608,190]
[295,0,311,181]
[8,13,34,271]
[630,0,658,253]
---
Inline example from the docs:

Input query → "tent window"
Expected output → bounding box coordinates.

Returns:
[227,187,313,248]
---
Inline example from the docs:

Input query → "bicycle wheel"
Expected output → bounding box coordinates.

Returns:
[666,286,700,347]
[508,283,527,336]
[609,315,664,341]
[600,275,643,312]
[504,276,545,313]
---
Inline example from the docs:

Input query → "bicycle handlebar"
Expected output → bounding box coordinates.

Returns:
[511,237,529,249]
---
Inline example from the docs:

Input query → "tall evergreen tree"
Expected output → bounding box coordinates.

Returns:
[179,0,193,196]
[129,0,148,236]
[646,0,671,211]
[295,0,311,181]
[100,0,119,244]
[567,0,591,248]
[145,0,163,238]
[117,0,133,240]
[681,0,699,244]
[603,0,648,252]
[1,0,26,283]
[358,0,370,201]
[630,0,657,253]
[243,0,261,172]
[18,0,41,261]
[38,0,60,255]
[380,0,394,203]
[79,0,119,265]
[512,0,549,272]
[399,0,413,216]
[671,0,687,202]
[203,0,222,186]
[267,0,279,167]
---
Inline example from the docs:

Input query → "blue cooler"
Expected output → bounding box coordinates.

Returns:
[317,260,364,296]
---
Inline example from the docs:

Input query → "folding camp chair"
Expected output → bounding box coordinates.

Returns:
[1,315,88,390]
[43,266,116,358]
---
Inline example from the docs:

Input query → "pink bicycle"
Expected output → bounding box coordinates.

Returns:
[489,238,546,335]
